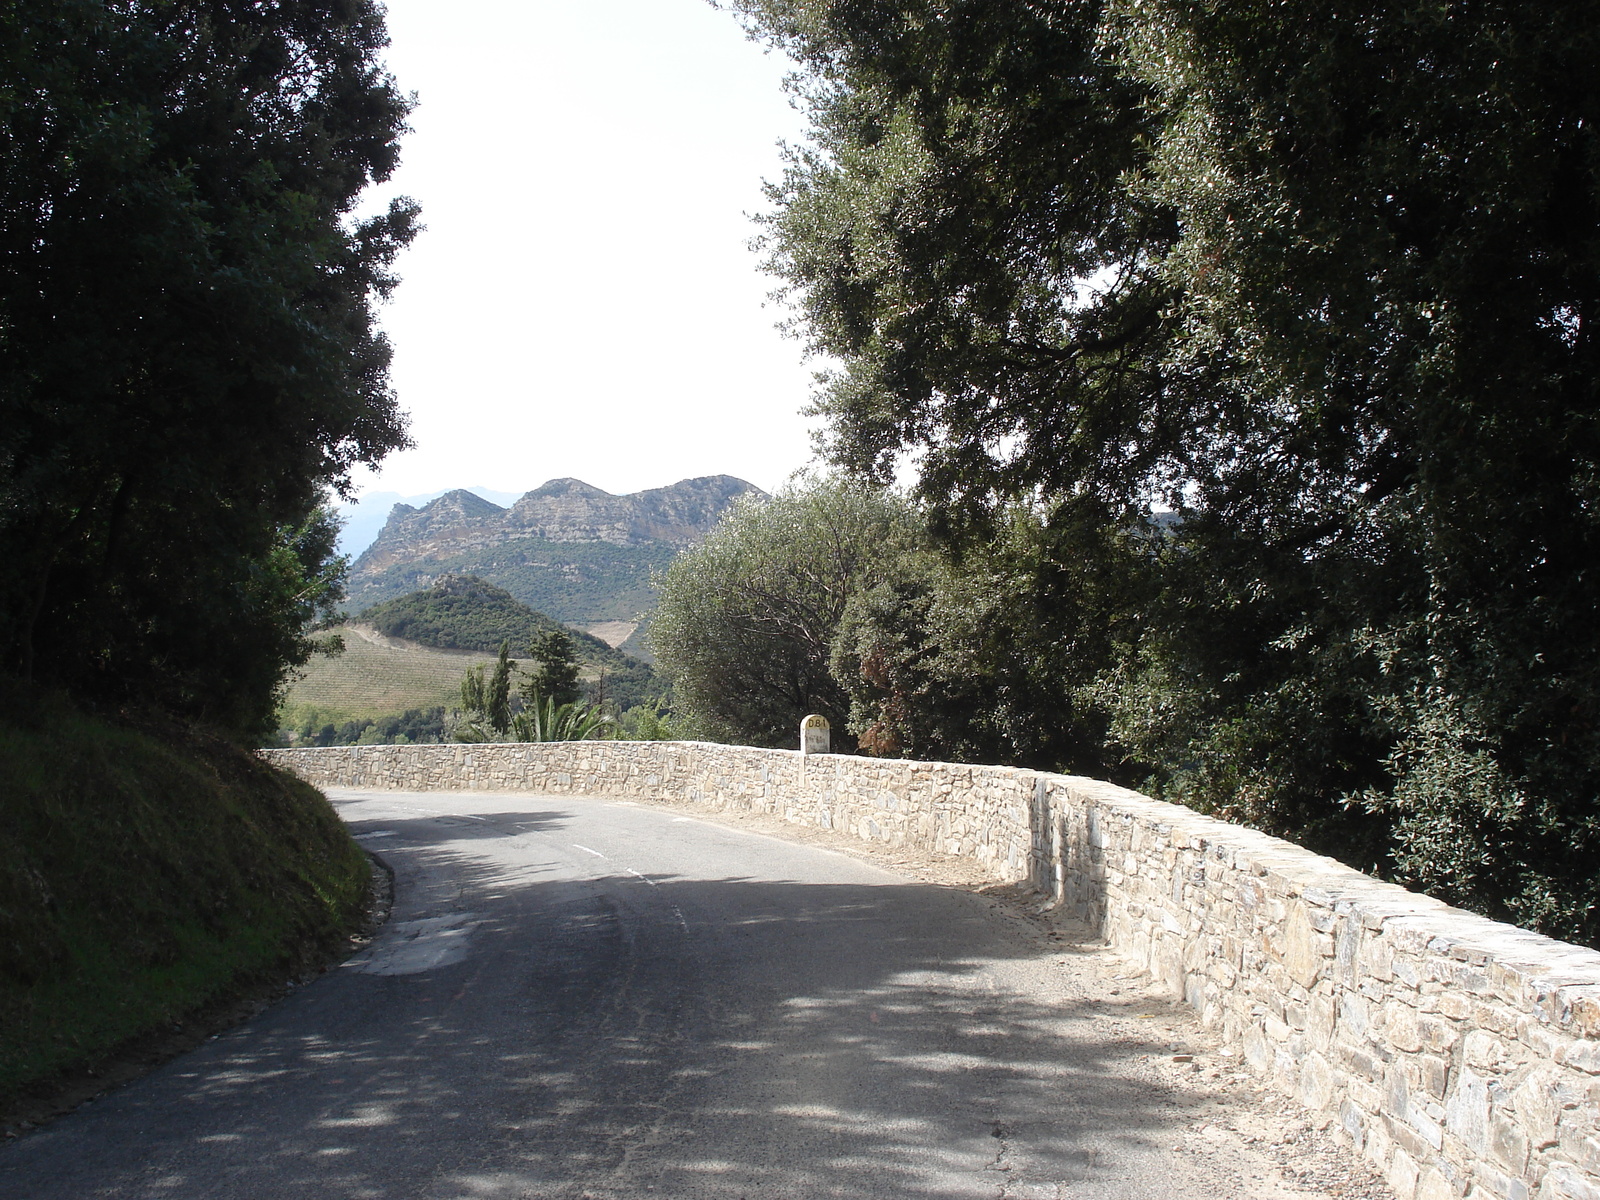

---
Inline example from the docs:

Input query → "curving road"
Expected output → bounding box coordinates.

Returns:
[0,789,1374,1199]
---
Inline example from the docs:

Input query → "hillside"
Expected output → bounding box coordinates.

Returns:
[277,625,494,729]
[278,577,664,734]
[1,685,369,1118]
[361,576,660,709]
[359,575,644,669]
[346,475,764,621]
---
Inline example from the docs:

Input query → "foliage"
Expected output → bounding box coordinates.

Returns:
[833,499,1138,772]
[581,661,665,713]
[348,541,678,624]
[0,0,418,737]
[651,477,921,749]
[614,700,679,741]
[512,693,614,743]
[453,641,516,742]
[524,631,582,709]
[450,637,615,744]
[486,641,515,734]
[0,682,369,1109]
[733,0,1600,943]
[284,706,447,747]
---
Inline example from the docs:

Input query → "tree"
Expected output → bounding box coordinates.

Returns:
[486,641,515,735]
[651,477,919,748]
[735,0,1171,517]
[832,498,1138,772]
[734,0,1600,943]
[523,630,582,709]
[0,0,417,737]
[455,642,515,742]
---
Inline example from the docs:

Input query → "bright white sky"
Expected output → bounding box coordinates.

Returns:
[348,0,821,505]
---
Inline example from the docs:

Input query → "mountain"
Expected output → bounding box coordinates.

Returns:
[335,487,522,559]
[346,475,765,625]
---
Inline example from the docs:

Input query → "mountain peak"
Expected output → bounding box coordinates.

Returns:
[523,478,613,501]
[348,474,768,624]
[421,489,507,519]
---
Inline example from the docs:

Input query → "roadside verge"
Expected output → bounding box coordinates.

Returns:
[0,691,383,1133]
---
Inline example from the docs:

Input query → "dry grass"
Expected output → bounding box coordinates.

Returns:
[279,625,493,725]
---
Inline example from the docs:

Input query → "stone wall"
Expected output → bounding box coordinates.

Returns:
[265,742,1600,1200]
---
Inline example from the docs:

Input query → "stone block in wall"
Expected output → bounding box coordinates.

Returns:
[1413,1165,1455,1200]
[1390,1144,1422,1198]
[1565,1041,1600,1076]
[1539,1164,1600,1200]
[1300,1050,1338,1111]
[1446,1066,1494,1155]
[1492,1113,1533,1176]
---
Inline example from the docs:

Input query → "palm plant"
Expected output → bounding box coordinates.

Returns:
[512,691,614,743]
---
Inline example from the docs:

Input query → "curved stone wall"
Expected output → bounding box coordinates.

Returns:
[265,741,1600,1200]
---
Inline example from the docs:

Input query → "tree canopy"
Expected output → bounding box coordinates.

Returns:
[0,0,418,735]
[733,0,1600,942]
[523,630,583,709]
[650,479,919,749]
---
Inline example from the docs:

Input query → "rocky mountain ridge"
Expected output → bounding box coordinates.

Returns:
[346,475,765,627]
[355,475,763,574]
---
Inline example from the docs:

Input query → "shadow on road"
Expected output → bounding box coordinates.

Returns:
[1,800,1211,1200]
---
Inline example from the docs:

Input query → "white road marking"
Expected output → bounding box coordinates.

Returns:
[572,844,607,858]
[625,867,690,932]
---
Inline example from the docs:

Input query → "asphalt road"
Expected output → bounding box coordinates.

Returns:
[0,789,1379,1200]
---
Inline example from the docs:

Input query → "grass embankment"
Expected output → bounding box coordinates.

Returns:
[0,686,370,1114]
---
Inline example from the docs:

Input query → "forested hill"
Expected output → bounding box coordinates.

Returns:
[358,576,644,677]
[347,475,765,623]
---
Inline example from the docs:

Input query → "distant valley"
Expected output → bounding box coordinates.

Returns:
[345,475,766,644]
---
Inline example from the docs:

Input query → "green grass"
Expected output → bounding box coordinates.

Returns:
[0,685,370,1109]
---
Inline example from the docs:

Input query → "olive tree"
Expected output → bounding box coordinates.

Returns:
[650,477,919,749]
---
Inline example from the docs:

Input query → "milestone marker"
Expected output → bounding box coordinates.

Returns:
[800,713,831,755]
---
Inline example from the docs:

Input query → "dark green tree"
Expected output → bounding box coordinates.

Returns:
[734,0,1600,942]
[0,0,418,736]
[832,498,1139,772]
[487,641,515,736]
[651,477,919,748]
[523,631,582,709]
[455,641,515,742]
